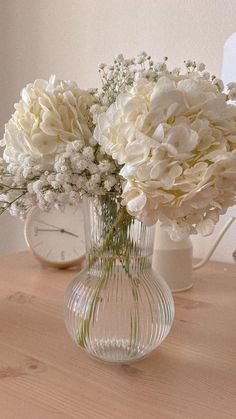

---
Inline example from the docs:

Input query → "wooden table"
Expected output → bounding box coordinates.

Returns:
[0,251,235,419]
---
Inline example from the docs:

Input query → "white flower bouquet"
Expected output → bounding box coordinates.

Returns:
[2,53,236,362]
[1,53,236,241]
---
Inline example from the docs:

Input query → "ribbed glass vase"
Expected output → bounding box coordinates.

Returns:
[64,195,174,363]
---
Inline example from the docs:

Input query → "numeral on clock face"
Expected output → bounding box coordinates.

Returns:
[61,250,65,261]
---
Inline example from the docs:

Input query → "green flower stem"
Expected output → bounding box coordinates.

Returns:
[0,182,27,191]
[77,258,112,348]
[77,205,133,348]
[0,191,27,215]
[87,205,130,269]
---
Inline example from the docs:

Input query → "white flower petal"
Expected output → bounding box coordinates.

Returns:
[125,189,147,212]
[196,218,215,236]
[32,133,58,155]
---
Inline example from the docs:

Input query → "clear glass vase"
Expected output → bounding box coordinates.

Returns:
[64,195,174,363]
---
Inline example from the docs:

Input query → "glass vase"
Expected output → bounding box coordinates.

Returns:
[64,195,174,363]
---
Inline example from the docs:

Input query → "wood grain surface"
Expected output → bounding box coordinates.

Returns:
[0,251,235,419]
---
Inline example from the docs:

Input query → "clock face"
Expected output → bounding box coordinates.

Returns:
[24,205,86,268]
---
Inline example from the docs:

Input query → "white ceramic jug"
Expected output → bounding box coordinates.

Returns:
[153,217,235,293]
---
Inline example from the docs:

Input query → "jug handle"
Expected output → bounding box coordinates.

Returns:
[193,216,236,270]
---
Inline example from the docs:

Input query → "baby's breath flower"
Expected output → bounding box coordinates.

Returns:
[212,78,224,92]
[154,62,167,72]
[44,190,57,203]
[73,159,88,172]
[82,146,94,161]
[185,59,193,67]
[227,82,236,90]
[135,55,145,65]
[202,71,210,80]
[114,54,124,63]
[98,160,113,173]
[104,175,117,191]
[197,62,206,72]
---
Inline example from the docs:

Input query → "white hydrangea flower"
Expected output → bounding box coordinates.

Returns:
[2,76,96,169]
[94,70,236,239]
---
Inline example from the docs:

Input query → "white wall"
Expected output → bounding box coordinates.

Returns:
[0,0,236,261]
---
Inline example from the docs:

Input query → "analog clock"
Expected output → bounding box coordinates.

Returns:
[24,205,85,269]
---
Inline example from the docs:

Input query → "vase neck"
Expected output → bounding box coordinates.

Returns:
[82,196,155,273]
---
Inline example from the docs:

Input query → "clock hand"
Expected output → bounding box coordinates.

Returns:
[60,229,79,238]
[37,228,61,232]
[36,219,65,230]
[36,219,79,238]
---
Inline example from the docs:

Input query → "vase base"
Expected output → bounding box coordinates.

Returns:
[84,338,153,364]
[171,282,193,293]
